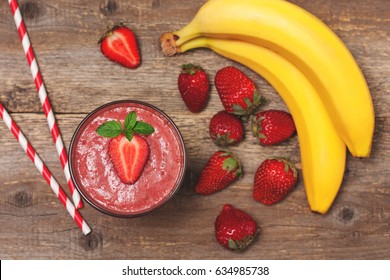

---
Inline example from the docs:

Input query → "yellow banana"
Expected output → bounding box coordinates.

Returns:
[161,0,375,157]
[179,37,346,214]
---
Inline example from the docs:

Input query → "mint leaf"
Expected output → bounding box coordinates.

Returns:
[96,111,154,141]
[124,112,137,131]
[123,129,134,142]
[133,121,155,135]
[96,120,122,138]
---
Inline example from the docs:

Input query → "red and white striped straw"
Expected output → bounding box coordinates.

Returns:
[8,0,83,209]
[0,102,91,235]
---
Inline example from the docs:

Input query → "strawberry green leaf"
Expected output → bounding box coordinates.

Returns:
[232,92,266,117]
[272,158,298,178]
[223,157,239,173]
[219,151,242,177]
[124,112,137,131]
[133,121,155,135]
[253,90,266,106]
[282,159,298,178]
[181,63,202,75]
[228,239,239,250]
[251,115,267,140]
[258,133,267,139]
[228,234,257,251]
[244,97,253,108]
[96,120,123,138]
[215,133,235,146]
[232,103,247,115]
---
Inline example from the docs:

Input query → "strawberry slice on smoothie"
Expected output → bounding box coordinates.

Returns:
[96,111,154,184]
[109,134,150,184]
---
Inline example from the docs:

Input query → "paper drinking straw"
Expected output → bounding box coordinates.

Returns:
[8,0,83,209]
[0,103,91,235]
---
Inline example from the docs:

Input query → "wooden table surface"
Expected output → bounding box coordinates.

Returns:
[0,0,389,260]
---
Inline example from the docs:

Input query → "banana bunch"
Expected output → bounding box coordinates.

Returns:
[160,0,375,214]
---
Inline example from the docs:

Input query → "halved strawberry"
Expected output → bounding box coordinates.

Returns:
[99,24,141,68]
[108,134,150,184]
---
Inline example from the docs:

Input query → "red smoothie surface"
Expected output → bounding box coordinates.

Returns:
[70,101,186,216]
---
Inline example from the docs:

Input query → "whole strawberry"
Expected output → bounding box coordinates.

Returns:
[215,66,264,116]
[99,24,141,68]
[253,158,298,205]
[209,111,244,146]
[178,64,210,113]
[195,151,242,195]
[252,110,296,145]
[215,204,258,251]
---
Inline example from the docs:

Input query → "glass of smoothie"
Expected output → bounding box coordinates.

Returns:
[69,100,187,217]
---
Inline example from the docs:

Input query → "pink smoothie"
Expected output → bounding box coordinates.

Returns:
[69,101,186,216]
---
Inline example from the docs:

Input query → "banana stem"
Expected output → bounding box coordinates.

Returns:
[160,32,182,56]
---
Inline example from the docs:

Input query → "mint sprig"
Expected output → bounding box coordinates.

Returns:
[96,111,154,141]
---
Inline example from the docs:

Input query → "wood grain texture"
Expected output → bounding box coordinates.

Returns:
[0,0,389,259]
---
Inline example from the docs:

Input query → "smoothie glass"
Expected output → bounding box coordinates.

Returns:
[69,100,187,217]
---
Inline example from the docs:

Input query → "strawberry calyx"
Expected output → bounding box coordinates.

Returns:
[215,133,235,146]
[180,63,203,75]
[231,90,265,116]
[228,232,258,251]
[220,151,242,178]
[251,114,266,143]
[96,111,154,142]
[270,157,298,178]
